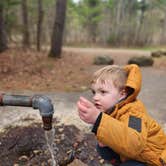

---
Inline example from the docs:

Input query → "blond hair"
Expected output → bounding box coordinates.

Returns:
[91,65,128,90]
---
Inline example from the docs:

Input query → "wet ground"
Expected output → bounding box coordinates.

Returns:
[0,121,103,166]
[0,67,166,166]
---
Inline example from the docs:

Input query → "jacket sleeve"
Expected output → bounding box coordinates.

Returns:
[95,113,146,159]
[160,149,166,165]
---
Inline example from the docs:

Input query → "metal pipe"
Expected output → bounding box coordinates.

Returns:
[0,94,54,130]
[0,94,32,107]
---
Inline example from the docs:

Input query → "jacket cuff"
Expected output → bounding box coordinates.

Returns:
[160,149,166,165]
[91,112,102,134]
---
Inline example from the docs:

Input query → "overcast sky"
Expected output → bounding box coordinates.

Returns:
[73,0,80,3]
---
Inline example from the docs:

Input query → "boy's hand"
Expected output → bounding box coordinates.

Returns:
[77,97,101,124]
[98,142,106,147]
[160,158,166,166]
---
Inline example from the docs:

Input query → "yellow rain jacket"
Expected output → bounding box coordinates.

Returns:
[94,64,166,166]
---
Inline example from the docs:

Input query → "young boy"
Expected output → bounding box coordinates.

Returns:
[77,64,166,166]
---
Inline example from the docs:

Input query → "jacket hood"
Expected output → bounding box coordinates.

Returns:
[118,64,142,108]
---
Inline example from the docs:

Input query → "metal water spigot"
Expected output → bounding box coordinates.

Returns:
[32,95,54,130]
[0,94,54,130]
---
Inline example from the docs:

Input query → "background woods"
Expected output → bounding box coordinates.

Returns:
[0,0,166,54]
[0,2,166,164]
[0,2,8,52]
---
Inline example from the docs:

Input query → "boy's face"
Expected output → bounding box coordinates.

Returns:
[91,79,123,112]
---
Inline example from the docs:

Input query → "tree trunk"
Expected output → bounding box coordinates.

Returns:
[49,0,67,58]
[21,0,30,48]
[37,0,44,51]
[88,0,100,43]
[0,3,8,53]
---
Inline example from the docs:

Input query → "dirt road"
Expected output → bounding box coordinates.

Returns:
[0,48,165,132]
[64,47,151,65]
[0,67,166,133]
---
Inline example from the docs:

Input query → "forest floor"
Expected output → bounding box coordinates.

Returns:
[0,47,166,166]
[0,47,165,92]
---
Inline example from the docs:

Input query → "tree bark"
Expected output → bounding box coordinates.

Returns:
[88,0,100,43]
[21,0,30,48]
[37,0,44,51]
[0,3,8,53]
[49,0,67,58]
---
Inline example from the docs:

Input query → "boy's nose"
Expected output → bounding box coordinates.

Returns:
[93,93,100,101]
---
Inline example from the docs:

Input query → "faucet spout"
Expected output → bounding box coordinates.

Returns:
[0,94,54,130]
[32,95,54,130]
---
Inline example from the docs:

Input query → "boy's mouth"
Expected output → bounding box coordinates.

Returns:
[95,103,102,109]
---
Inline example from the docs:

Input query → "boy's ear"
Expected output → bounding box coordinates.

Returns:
[119,88,127,100]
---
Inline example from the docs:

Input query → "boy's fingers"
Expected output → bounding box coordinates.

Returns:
[79,96,90,103]
[77,101,88,113]
[78,104,87,121]
[78,109,86,117]
[79,112,86,121]
[79,96,93,107]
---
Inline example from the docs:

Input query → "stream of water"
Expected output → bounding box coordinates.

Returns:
[45,128,58,166]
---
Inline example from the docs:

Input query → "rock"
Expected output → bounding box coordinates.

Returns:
[67,149,72,154]
[151,50,166,57]
[128,56,154,66]
[93,56,114,65]
[58,127,64,132]
[99,159,104,164]
[151,51,162,57]
[16,135,34,155]
[18,155,29,162]
[33,149,42,155]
